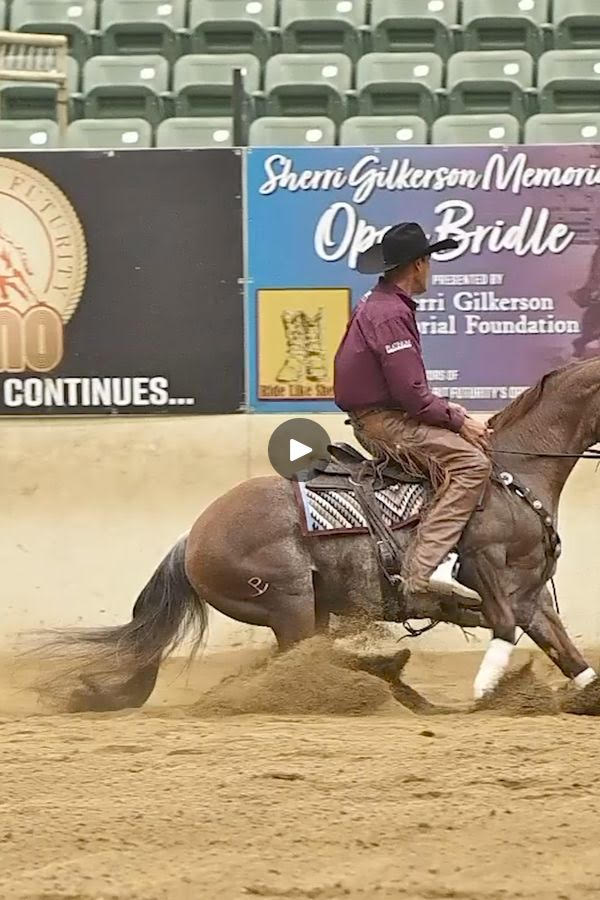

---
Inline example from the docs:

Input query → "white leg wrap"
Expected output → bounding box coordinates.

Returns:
[473,638,515,700]
[573,667,597,690]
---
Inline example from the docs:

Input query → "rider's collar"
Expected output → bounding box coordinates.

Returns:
[376,278,417,310]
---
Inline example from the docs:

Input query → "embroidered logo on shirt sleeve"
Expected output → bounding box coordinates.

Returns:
[385,339,413,354]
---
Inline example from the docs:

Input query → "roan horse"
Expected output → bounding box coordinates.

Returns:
[49,358,600,712]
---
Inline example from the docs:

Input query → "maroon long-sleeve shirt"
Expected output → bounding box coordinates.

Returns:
[334,279,464,433]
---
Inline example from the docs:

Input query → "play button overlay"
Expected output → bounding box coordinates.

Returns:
[268,418,331,481]
[289,438,312,462]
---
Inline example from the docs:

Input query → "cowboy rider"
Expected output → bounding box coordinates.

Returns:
[334,222,492,601]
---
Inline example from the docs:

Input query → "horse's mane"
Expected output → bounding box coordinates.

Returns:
[488,375,552,430]
[489,360,590,431]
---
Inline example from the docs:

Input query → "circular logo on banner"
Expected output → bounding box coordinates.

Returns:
[0,157,87,372]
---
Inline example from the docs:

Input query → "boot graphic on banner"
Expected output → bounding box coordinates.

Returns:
[304,308,328,382]
[276,309,306,382]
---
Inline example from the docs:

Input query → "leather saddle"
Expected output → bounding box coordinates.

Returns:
[307,442,425,492]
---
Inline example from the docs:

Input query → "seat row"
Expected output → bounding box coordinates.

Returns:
[3,111,600,150]
[2,50,599,127]
[4,0,600,64]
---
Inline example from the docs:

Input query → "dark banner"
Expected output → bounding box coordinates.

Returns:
[0,149,244,415]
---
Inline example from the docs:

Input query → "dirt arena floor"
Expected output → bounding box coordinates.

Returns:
[1,636,600,900]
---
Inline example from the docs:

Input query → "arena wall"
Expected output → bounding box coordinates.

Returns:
[2,413,599,653]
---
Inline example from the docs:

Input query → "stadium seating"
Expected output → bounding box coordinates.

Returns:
[356,52,443,123]
[66,116,153,146]
[264,52,351,123]
[0,118,60,148]
[189,0,276,62]
[538,49,600,113]
[100,0,186,63]
[525,111,600,142]
[447,50,534,122]
[462,0,548,58]
[432,113,520,143]
[0,55,79,120]
[10,0,96,64]
[249,114,335,144]
[82,54,168,125]
[173,53,260,117]
[340,114,428,144]
[280,0,367,61]
[554,0,600,52]
[2,0,600,146]
[370,0,458,60]
[157,116,233,145]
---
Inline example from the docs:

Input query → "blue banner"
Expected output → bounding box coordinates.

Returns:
[245,145,600,412]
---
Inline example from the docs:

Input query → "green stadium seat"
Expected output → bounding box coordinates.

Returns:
[249,115,335,144]
[0,55,78,120]
[432,113,520,143]
[189,0,276,62]
[156,116,233,145]
[173,53,259,116]
[66,116,153,146]
[264,53,351,123]
[83,54,168,125]
[462,0,548,58]
[356,52,442,123]
[0,119,59,148]
[340,114,428,144]
[370,0,458,60]
[554,0,600,51]
[538,49,600,113]
[525,112,600,143]
[280,0,366,61]
[100,0,186,63]
[10,0,96,64]
[447,50,534,122]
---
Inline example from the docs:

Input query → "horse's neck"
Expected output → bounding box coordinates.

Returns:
[492,376,597,511]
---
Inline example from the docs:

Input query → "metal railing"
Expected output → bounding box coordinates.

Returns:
[232,66,249,146]
[0,31,69,141]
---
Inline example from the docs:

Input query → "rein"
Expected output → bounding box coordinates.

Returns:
[491,448,600,460]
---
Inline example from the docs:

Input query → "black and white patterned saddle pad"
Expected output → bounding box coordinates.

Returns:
[297,480,427,536]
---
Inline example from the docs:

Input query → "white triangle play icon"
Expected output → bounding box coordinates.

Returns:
[289,438,312,462]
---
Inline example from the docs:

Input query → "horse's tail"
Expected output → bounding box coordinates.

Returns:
[39,536,209,711]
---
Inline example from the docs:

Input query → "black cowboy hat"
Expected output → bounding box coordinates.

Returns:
[356,222,459,275]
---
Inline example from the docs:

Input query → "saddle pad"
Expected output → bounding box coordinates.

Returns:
[296,480,427,537]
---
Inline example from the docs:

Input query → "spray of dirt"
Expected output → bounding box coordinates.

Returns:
[191,636,401,717]
[561,673,600,716]
[474,660,559,716]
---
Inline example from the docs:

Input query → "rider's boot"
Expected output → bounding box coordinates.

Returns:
[303,308,328,382]
[403,554,481,605]
[276,310,306,382]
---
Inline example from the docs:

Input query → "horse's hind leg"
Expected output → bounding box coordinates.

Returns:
[520,586,597,688]
[269,587,317,651]
[313,571,331,635]
[204,580,316,652]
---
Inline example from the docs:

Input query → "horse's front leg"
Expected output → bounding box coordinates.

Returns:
[519,585,597,688]
[459,545,518,699]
